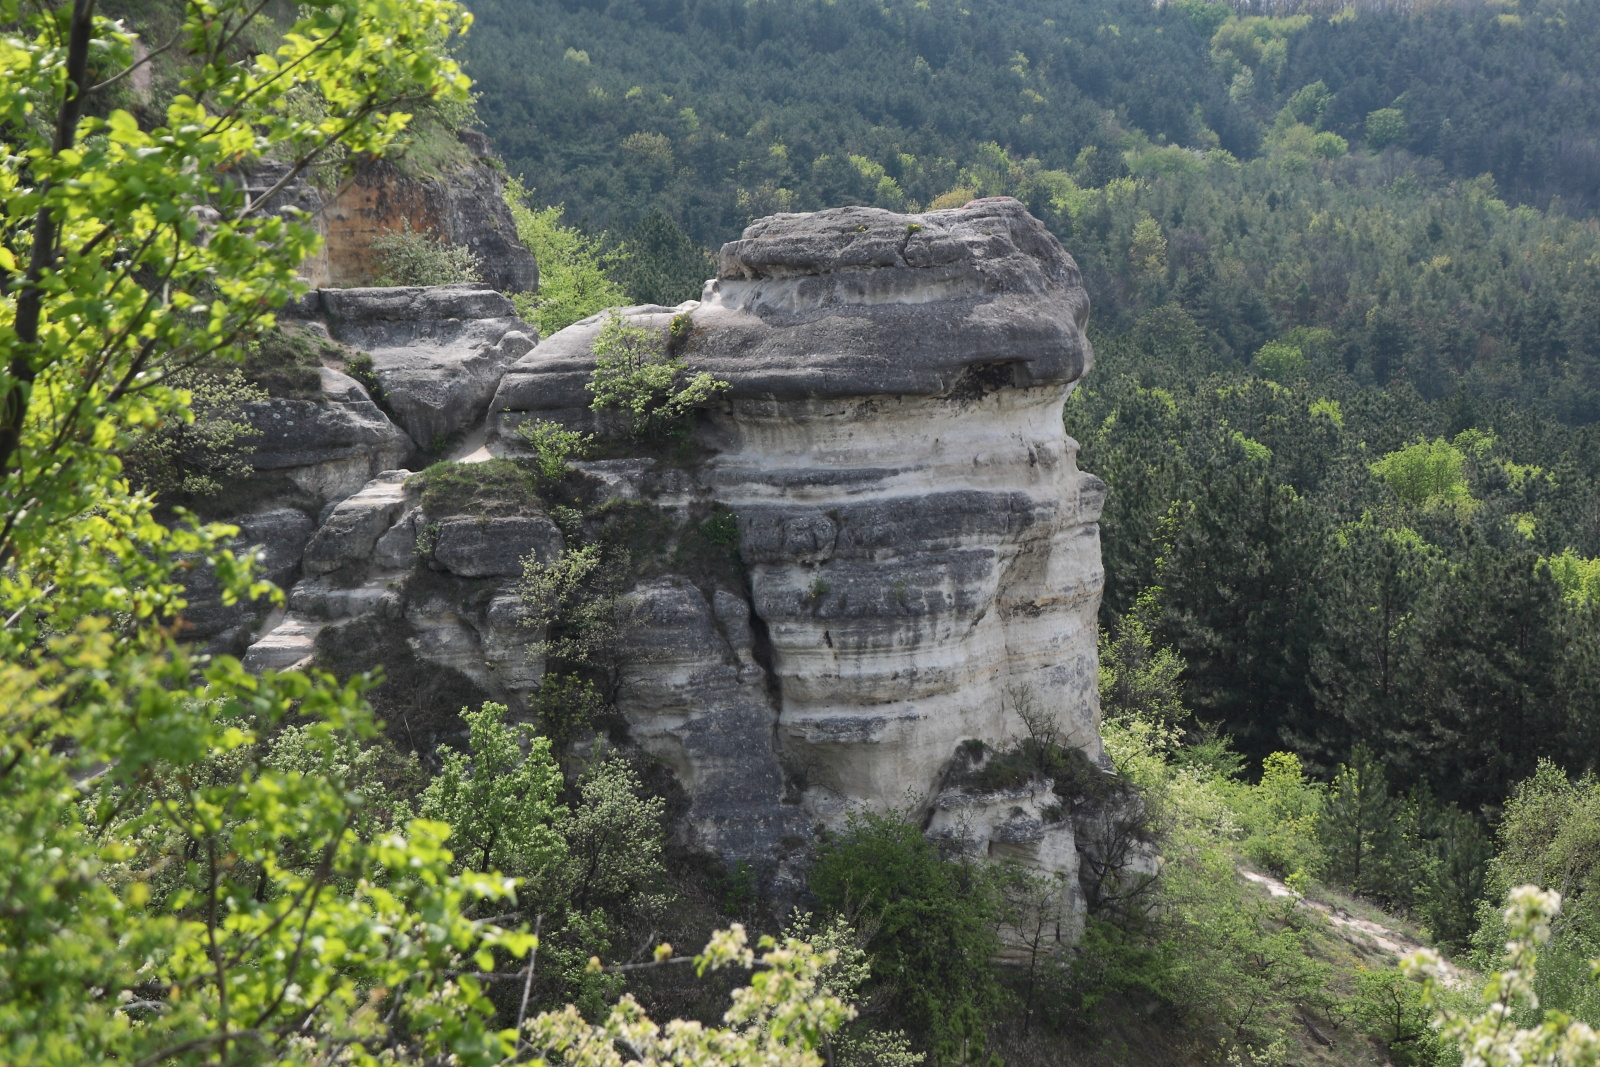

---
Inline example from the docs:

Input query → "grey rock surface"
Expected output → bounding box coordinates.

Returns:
[180,507,318,645]
[301,471,413,576]
[241,614,324,672]
[487,198,1107,888]
[404,577,541,702]
[429,161,540,295]
[373,507,422,569]
[322,284,535,450]
[430,514,564,578]
[616,577,807,863]
[239,199,1110,914]
[243,368,414,503]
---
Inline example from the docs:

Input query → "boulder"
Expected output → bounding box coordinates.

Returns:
[301,470,413,576]
[373,506,422,569]
[242,367,414,503]
[289,574,399,620]
[429,514,564,578]
[321,284,536,450]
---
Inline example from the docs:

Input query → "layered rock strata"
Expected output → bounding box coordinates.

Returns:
[197,288,538,659]
[489,198,1107,880]
[243,364,414,503]
[225,199,1109,917]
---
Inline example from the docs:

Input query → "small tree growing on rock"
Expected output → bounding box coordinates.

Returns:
[588,310,727,438]
[372,217,484,285]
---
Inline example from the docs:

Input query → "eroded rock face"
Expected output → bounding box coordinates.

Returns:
[243,368,414,502]
[321,285,536,450]
[617,578,808,861]
[318,156,537,294]
[489,198,1107,877]
[250,151,538,294]
[701,200,1106,825]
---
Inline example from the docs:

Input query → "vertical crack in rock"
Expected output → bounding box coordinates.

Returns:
[488,198,1109,905]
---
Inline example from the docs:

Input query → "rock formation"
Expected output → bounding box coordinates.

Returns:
[242,365,414,503]
[318,284,536,450]
[210,196,1112,922]
[246,136,537,293]
[315,153,537,294]
[488,198,1107,887]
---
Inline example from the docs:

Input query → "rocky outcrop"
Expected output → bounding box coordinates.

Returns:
[249,144,537,294]
[303,471,415,576]
[319,154,537,294]
[617,578,808,863]
[319,285,535,450]
[243,367,414,503]
[431,515,563,577]
[232,199,1109,924]
[180,507,318,651]
[242,464,555,707]
[242,287,536,506]
[488,198,1107,887]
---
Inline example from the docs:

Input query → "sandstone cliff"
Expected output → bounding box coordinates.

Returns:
[248,132,536,294]
[209,197,1111,921]
[488,198,1107,885]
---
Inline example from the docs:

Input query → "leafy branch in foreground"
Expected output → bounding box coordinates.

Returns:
[1406,886,1600,1067]
[0,1,568,1064]
[524,924,853,1067]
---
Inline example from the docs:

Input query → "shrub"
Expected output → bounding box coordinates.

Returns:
[517,418,593,481]
[371,217,483,286]
[1473,760,1600,1024]
[503,178,630,336]
[418,701,566,877]
[1346,967,1443,1067]
[120,367,266,500]
[1235,751,1325,881]
[809,811,1003,1064]
[587,310,727,438]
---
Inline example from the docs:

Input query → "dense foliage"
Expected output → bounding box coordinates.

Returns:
[463,0,1600,227]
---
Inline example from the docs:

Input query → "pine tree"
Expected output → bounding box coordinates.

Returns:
[1319,745,1404,899]
[614,210,715,307]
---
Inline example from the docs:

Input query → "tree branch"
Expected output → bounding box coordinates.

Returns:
[89,26,183,93]
[1,0,98,480]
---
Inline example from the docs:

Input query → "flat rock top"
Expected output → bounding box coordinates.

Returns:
[696,198,1092,401]
[717,197,1079,292]
[493,199,1093,413]
[319,283,519,326]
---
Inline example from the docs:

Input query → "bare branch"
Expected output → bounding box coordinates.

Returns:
[89,27,184,93]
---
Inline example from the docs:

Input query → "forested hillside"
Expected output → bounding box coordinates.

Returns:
[464,0,1600,235]
[457,0,1600,1059]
